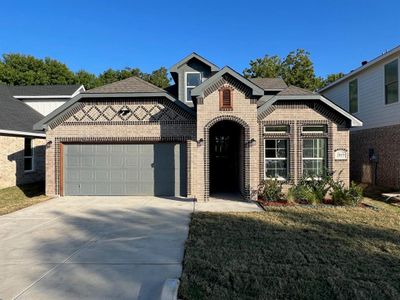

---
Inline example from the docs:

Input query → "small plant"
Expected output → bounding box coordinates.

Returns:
[288,171,333,205]
[258,178,284,202]
[330,181,363,206]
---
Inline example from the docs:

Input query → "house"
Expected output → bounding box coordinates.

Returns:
[0,84,84,189]
[319,45,400,188]
[34,53,362,201]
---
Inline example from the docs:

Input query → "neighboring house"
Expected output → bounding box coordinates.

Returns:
[35,53,362,201]
[320,45,400,188]
[9,85,85,116]
[0,84,84,189]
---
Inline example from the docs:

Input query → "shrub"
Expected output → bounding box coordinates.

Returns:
[330,181,363,206]
[288,172,333,205]
[258,178,284,202]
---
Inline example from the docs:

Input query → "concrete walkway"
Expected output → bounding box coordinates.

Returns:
[0,196,194,300]
[0,195,260,299]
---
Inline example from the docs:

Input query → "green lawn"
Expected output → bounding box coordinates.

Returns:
[0,182,49,215]
[179,199,400,300]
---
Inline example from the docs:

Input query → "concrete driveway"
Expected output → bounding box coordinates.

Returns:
[0,196,194,300]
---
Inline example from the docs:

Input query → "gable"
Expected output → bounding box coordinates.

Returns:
[48,98,195,129]
[259,100,349,126]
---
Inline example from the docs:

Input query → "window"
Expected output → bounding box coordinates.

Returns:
[385,59,398,104]
[24,138,34,172]
[349,79,358,113]
[265,139,288,180]
[302,125,327,134]
[219,88,232,109]
[302,139,327,176]
[264,125,288,134]
[185,72,201,101]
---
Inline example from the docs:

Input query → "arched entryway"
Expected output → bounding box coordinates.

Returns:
[204,116,250,200]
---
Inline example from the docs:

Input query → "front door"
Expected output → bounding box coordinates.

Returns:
[209,121,241,193]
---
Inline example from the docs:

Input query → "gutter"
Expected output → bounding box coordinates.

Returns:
[0,129,45,138]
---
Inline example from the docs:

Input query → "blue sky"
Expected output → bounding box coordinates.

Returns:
[0,0,398,77]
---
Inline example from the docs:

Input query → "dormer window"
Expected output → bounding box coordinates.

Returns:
[219,88,233,110]
[185,72,202,102]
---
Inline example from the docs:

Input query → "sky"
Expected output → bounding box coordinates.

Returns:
[0,0,398,78]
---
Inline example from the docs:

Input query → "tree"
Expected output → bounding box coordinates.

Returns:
[243,49,343,91]
[0,53,171,90]
[280,49,316,90]
[146,67,170,89]
[75,70,99,90]
[0,53,75,85]
[243,55,282,78]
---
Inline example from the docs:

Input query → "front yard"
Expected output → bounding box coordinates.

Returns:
[179,199,400,299]
[0,182,49,215]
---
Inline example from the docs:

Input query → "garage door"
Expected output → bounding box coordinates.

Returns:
[63,143,187,196]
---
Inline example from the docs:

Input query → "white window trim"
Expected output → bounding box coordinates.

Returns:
[302,139,326,176]
[301,126,327,134]
[264,139,288,181]
[24,138,35,173]
[184,72,202,102]
[264,125,288,134]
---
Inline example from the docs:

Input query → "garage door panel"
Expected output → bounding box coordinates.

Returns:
[64,143,186,196]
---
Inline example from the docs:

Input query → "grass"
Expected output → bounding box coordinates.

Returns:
[179,198,400,300]
[0,182,49,215]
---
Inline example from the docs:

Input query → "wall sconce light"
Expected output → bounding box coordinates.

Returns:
[46,141,53,148]
[248,138,256,146]
[197,138,204,146]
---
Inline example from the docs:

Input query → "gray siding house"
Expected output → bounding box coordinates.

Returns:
[320,45,400,188]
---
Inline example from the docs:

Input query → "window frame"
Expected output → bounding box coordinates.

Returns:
[264,139,289,181]
[384,59,399,105]
[302,125,327,134]
[302,138,327,177]
[349,78,358,113]
[23,138,34,172]
[184,71,202,102]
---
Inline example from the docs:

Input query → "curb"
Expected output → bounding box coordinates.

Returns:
[160,278,180,300]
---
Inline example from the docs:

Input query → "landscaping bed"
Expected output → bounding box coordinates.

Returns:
[0,182,49,215]
[179,201,400,299]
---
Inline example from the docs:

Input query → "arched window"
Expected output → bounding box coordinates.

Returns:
[219,88,232,110]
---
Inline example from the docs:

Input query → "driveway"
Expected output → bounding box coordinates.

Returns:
[0,196,194,300]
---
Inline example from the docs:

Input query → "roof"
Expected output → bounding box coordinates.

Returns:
[191,66,264,98]
[0,85,45,136]
[84,77,164,94]
[9,84,83,97]
[257,87,362,127]
[34,77,195,131]
[249,78,287,91]
[319,45,400,92]
[277,85,315,96]
[170,52,219,73]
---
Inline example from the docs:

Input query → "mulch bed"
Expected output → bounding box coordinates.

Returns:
[257,198,376,209]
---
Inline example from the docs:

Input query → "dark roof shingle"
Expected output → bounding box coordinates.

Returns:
[277,85,315,96]
[8,84,82,96]
[249,78,287,90]
[0,85,44,134]
[84,77,164,94]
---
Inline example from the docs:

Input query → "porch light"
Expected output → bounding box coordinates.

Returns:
[46,141,53,148]
[197,138,204,146]
[248,138,256,146]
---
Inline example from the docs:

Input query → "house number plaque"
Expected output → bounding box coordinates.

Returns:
[334,149,347,161]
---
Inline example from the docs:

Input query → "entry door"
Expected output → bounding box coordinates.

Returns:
[63,143,186,196]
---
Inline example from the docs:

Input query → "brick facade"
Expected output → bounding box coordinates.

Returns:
[259,101,350,188]
[45,94,352,200]
[45,98,196,196]
[350,124,400,188]
[0,135,45,189]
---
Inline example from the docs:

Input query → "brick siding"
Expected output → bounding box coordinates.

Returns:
[0,135,45,189]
